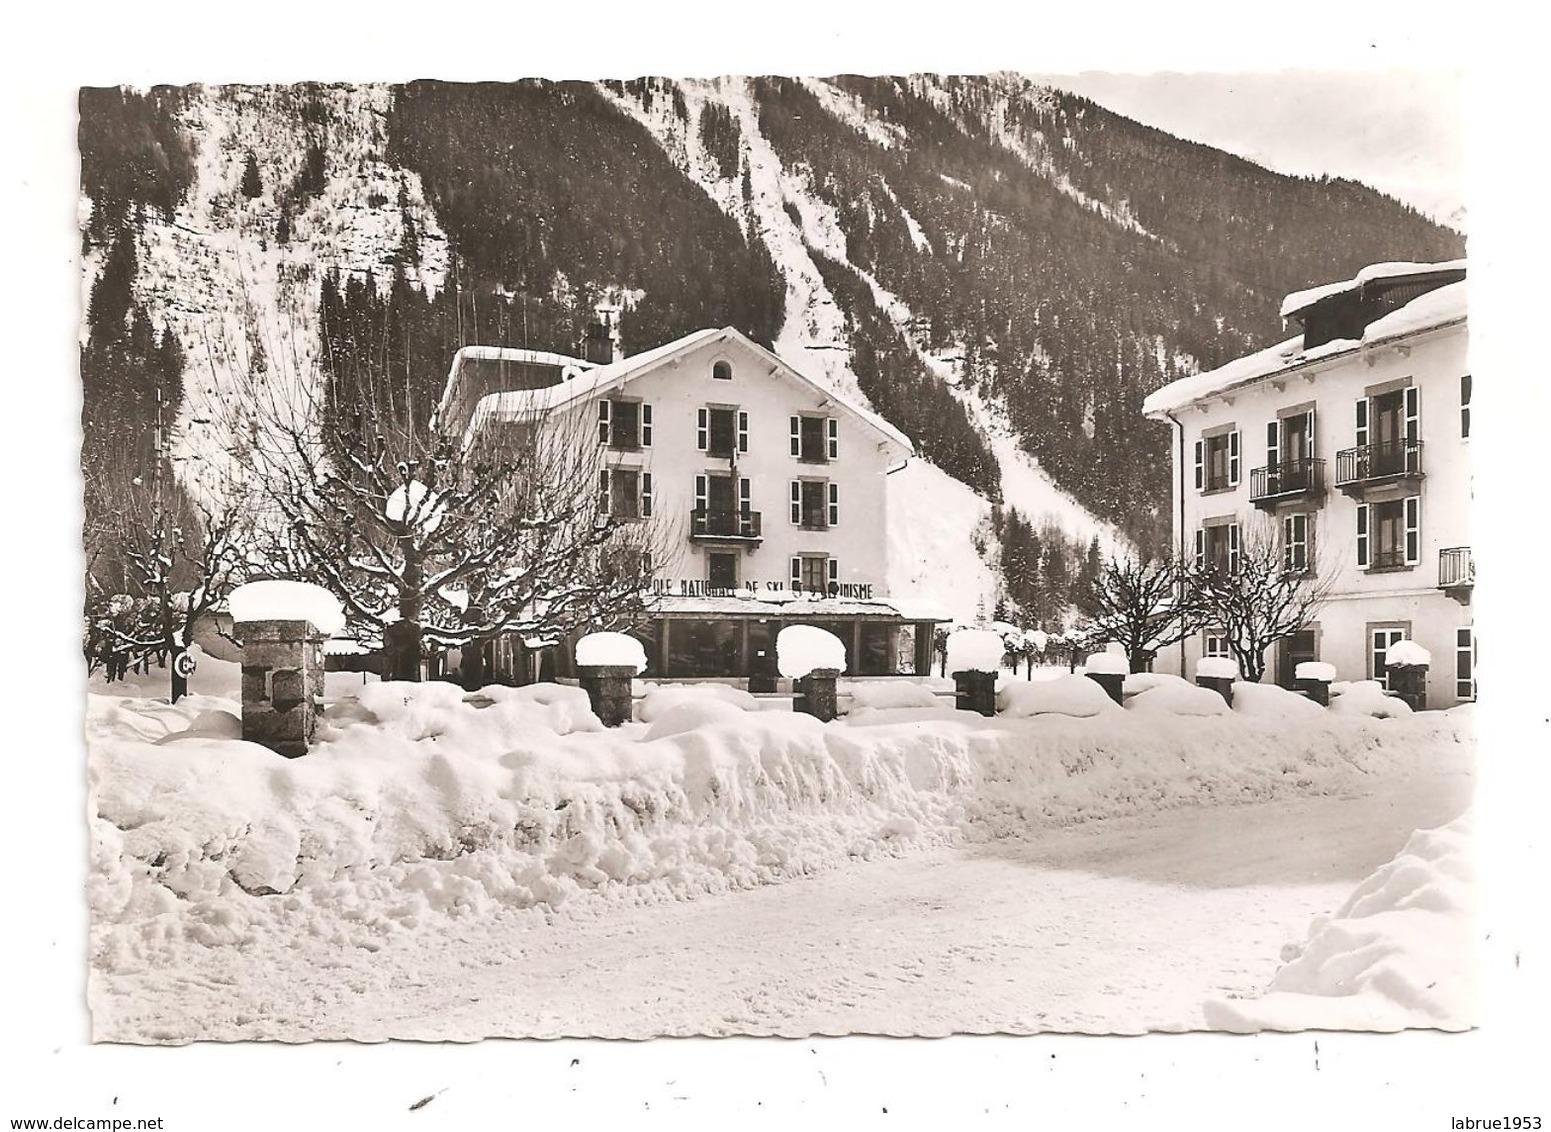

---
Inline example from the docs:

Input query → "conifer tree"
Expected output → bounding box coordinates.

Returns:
[240,150,263,199]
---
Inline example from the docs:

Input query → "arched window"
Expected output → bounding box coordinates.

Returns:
[712,360,733,381]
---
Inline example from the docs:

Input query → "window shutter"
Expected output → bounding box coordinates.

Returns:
[1228,522,1241,573]
[828,558,839,590]
[1193,440,1204,491]
[790,481,801,525]
[789,415,801,457]
[641,472,653,519]
[694,474,707,514]
[598,468,610,515]
[1228,430,1241,486]
[1356,503,1369,568]
[828,482,839,527]
[1461,375,1471,439]
[827,417,838,460]
[696,407,708,451]
[790,556,802,590]
[1404,385,1421,472]
[739,477,751,515]
[1194,528,1204,569]
[1355,398,1368,448]
[598,399,610,444]
[641,403,653,447]
[1266,420,1279,467]
[737,411,749,453]
[1283,513,1295,572]
[1404,495,1421,565]
[1305,409,1315,457]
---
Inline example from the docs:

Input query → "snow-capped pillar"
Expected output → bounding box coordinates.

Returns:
[230,581,344,759]
[1083,652,1130,706]
[236,619,329,758]
[1385,640,1431,712]
[952,670,998,717]
[945,629,1006,716]
[1294,661,1337,707]
[575,632,647,727]
[1194,657,1238,707]
[793,669,841,722]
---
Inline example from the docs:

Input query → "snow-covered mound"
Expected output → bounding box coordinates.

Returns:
[997,674,1119,718]
[842,681,943,710]
[1230,681,1328,720]
[636,683,759,722]
[88,682,1473,974]
[574,631,648,673]
[1125,681,1231,717]
[1205,811,1475,1032]
[1330,680,1414,718]
[1196,656,1240,680]
[228,580,344,634]
[1083,652,1130,676]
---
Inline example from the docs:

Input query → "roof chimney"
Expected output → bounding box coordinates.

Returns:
[582,302,623,365]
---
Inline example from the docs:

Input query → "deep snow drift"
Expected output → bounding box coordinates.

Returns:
[1206,809,1475,1032]
[88,675,1473,1012]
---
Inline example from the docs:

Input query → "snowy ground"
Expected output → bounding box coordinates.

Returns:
[86,672,1474,1042]
[90,761,1469,1042]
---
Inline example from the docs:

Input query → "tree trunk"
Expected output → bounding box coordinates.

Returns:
[1129,650,1148,674]
[387,541,425,682]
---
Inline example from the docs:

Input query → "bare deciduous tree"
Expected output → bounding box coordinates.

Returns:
[1081,552,1202,674]
[1188,521,1333,683]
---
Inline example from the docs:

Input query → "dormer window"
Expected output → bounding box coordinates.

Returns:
[712,360,733,381]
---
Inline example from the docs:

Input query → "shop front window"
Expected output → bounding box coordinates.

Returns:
[666,620,744,678]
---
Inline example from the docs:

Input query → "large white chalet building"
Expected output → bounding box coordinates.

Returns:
[1143,260,1473,706]
[437,309,940,683]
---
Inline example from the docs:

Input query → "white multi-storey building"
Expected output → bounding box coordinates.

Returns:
[1143,260,1473,706]
[438,309,940,683]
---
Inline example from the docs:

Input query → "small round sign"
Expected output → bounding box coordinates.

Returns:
[173,651,198,679]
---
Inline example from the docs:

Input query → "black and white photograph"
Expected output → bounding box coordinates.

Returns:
[6,4,1546,1127]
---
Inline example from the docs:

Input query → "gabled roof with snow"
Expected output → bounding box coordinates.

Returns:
[1144,277,1468,418]
[468,326,916,455]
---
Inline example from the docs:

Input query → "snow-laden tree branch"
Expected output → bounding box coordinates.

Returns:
[1080,551,1203,673]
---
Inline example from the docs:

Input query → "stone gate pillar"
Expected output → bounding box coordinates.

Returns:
[238,618,328,758]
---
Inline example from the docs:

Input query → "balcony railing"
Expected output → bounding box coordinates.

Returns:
[690,509,763,541]
[1439,546,1475,590]
[1249,458,1326,508]
[1335,441,1424,491]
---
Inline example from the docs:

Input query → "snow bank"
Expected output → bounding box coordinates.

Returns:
[1205,811,1474,1032]
[997,675,1119,718]
[1230,681,1328,720]
[843,681,943,710]
[1083,652,1130,676]
[1196,657,1239,680]
[88,678,1472,970]
[228,580,345,635]
[776,625,846,679]
[1295,661,1338,682]
[574,631,648,673]
[947,629,1006,674]
[1330,681,1414,719]
[636,683,758,723]
[1385,640,1432,668]
[384,480,446,532]
[1126,681,1231,717]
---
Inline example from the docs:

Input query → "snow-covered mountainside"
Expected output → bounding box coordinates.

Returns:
[105,84,450,501]
[80,78,1464,622]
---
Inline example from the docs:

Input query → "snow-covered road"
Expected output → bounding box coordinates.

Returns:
[94,764,1471,1042]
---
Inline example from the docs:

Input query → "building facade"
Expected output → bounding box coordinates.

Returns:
[1143,261,1473,706]
[439,313,940,683]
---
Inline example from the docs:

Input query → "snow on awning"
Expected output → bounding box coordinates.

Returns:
[647,593,939,619]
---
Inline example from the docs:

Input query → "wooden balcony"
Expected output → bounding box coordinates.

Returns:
[689,509,763,543]
[1439,546,1474,600]
[1249,458,1326,511]
[1335,441,1424,496]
